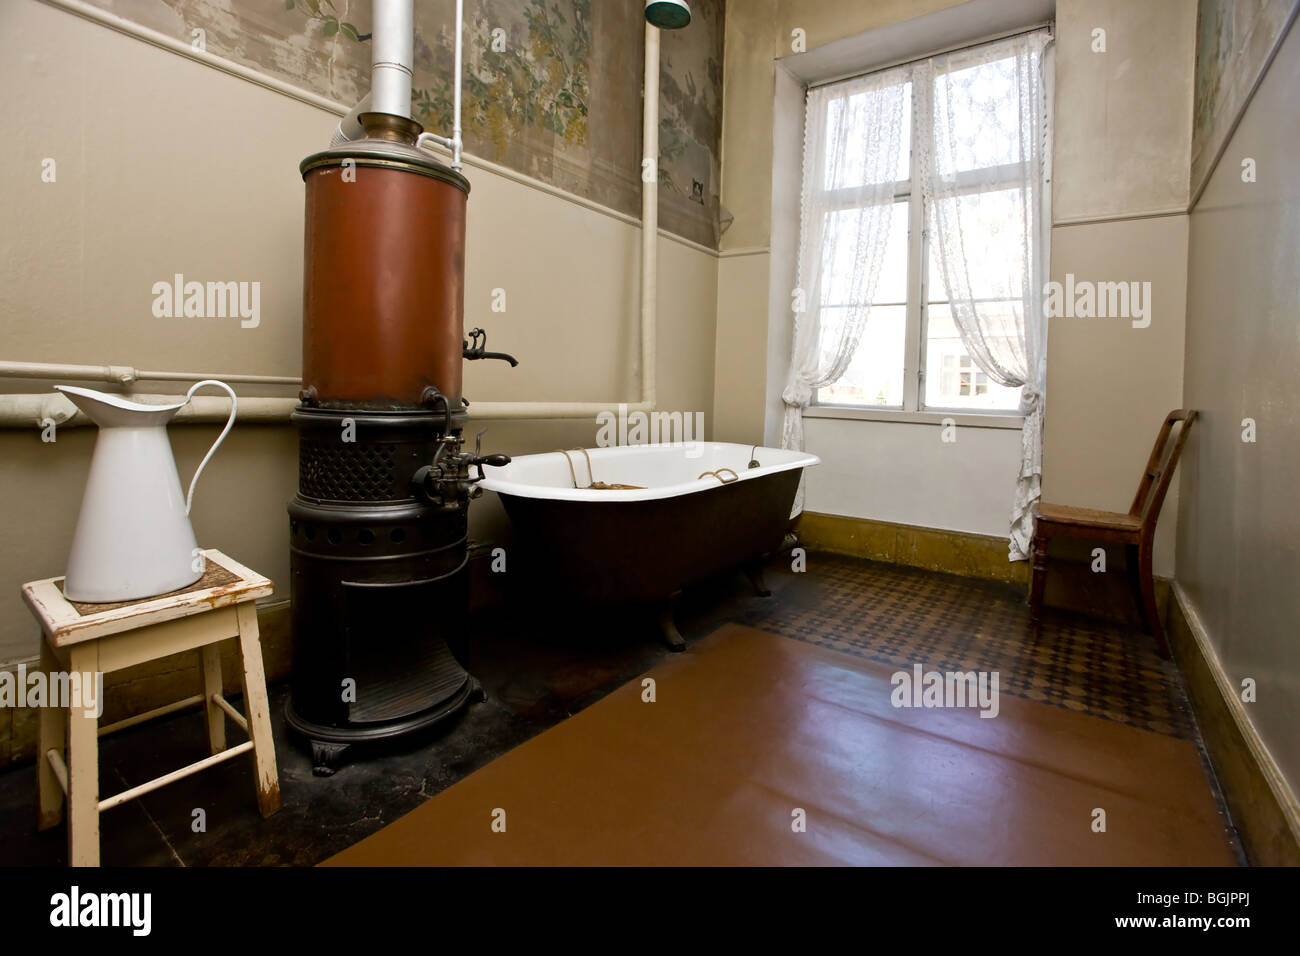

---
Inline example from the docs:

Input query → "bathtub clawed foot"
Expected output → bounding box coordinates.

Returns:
[657,592,687,652]
[743,559,772,597]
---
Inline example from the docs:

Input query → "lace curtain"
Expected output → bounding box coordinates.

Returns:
[917,31,1054,560]
[781,65,909,454]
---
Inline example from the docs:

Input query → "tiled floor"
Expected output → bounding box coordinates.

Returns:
[0,551,1242,866]
[740,553,1193,738]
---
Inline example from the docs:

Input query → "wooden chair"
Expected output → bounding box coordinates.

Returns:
[1029,409,1197,657]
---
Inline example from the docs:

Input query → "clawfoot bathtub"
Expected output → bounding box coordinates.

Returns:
[478,442,819,649]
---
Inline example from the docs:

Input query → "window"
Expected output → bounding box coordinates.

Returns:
[811,35,1043,415]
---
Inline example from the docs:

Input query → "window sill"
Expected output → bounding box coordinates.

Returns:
[804,405,1025,430]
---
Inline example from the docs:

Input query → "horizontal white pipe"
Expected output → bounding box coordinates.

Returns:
[0,394,653,427]
[470,401,654,421]
[417,131,455,151]
[0,360,298,387]
[0,393,296,428]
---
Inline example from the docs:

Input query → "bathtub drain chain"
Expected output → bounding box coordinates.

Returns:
[557,448,645,490]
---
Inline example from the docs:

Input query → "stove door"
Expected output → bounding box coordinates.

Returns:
[340,564,469,725]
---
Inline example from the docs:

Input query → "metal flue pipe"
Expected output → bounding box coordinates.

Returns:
[369,0,414,118]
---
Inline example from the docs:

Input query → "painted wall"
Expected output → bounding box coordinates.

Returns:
[1177,14,1300,798]
[0,0,717,662]
[1042,0,1197,577]
[1052,0,1194,221]
[804,419,1023,537]
[717,0,961,254]
[1042,215,1190,575]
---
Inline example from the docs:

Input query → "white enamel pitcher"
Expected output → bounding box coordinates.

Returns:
[56,380,238,603]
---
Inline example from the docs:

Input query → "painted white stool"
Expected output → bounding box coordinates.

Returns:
[20,549,281,866]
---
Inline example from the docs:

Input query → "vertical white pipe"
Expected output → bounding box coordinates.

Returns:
[371,0,414,118]
[640,21,659,409]
[452,0,464,168]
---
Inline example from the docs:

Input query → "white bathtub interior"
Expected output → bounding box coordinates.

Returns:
[478,442,820,502]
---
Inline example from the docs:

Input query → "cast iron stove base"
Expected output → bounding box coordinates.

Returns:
[285,677,486,776]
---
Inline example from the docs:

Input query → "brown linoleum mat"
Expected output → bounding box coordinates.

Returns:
[325,623,1237,867]
[739,553,1192,738]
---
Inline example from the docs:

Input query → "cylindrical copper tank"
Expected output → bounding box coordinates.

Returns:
[299,125,471,409]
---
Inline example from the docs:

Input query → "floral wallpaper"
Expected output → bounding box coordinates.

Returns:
[1192,0,1298,196]
[88,0,724,247]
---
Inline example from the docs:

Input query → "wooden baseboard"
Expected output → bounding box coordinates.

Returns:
[0,600,292,769]
[794,511,1170,621]
[795,511,1028,585]
[1167,584,1300,866]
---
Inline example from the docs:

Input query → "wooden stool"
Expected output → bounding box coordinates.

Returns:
[20,549,281,866]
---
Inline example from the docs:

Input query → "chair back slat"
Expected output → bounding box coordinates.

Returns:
[1128,409,1197,530]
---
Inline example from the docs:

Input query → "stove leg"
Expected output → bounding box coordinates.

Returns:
[657,592,686,652]
[468,677,487,704]
[743,559,772,597]
[310,740,350,777]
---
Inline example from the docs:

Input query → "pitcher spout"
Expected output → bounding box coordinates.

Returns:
[54,385,188,428]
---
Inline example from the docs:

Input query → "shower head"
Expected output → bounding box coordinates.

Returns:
[645,0,691,30]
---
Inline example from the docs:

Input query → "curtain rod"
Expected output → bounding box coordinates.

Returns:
[807,21,1054,91]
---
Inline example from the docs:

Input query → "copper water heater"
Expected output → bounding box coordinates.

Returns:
[300,116,468,410]
[286,114,514,775]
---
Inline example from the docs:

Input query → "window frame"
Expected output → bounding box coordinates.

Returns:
[808,45,1030,424]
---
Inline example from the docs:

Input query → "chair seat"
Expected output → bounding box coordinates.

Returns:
[1034,502,1142,532]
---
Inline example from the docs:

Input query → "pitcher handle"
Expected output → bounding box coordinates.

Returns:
[183,379,238,516]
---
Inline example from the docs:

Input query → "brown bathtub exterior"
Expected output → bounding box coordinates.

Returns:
[496,468,803,606]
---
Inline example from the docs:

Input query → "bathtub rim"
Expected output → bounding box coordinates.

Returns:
[477,441,820,503]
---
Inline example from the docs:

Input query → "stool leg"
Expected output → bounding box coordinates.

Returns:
[66,644,100,867]
[37,638,67,832]
[199,642,226,755]
[235,603,281,817]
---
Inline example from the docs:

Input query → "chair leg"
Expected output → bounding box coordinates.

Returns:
[235,602,281,818]
[1137,542,1170,659]
[1124,544,1147,631]
[1029,531,1049,643]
